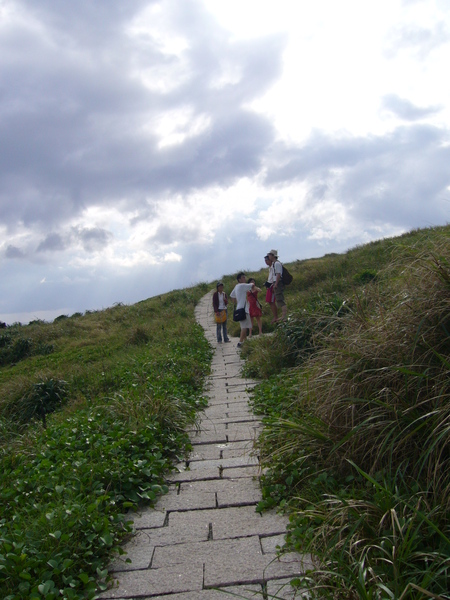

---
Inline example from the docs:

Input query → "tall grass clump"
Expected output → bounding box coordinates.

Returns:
[252,229,450,599]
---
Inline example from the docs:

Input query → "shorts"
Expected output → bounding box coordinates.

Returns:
[265,287,275,303]
[274,282,286,307]
[239,314,252,329]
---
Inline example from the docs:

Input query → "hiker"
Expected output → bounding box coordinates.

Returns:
[264,254,278,323]
[212,282,230,343]
[267,249,287,321]
[247,278,263,336]
[230,273,260,347]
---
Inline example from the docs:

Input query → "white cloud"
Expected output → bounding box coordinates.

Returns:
[164,251,182,262]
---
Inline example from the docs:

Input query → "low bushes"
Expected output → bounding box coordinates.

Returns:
[0,288,212,599]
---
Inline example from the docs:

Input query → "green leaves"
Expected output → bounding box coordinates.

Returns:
[0,302,212,599]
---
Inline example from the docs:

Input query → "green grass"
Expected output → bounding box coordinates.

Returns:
[243,224,450,599]
[0,285,213,599]
[2,224,449,599]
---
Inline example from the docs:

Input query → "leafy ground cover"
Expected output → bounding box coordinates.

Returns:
[243,225,450,599]
[0,286,213,599]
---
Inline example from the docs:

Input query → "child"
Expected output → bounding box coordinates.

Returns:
[246,278,263,336]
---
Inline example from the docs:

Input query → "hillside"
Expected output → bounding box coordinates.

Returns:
[0,223,449,599]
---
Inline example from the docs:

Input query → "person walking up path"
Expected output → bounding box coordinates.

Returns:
[98,291,310,600]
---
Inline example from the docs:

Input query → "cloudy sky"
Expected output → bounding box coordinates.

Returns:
[1,0,449,324]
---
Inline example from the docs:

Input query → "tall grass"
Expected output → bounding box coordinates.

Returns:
[248,226,450,599]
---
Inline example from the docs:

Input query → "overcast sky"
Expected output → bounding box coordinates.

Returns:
[1,0,449,324]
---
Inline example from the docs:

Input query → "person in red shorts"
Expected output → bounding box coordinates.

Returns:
[247,278,263,336]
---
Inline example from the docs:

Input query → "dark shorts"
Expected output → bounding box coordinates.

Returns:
[274,282,286,307]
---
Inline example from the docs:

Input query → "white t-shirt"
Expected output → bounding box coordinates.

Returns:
[273,260,283,279]
[217,292,226,310]
[230,283,253,312]
[268,264,275,283]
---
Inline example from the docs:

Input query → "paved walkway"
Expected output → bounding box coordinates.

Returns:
[99,291,310,599]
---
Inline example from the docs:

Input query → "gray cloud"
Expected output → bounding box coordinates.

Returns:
[148,223,203,245]
[0,0,284,237]
[381,94,441,121]
[265,124,450,228]
[37,233,67,253]
[73,227,114,253]
[5,245,26,259]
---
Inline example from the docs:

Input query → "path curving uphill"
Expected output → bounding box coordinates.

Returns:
[99,291,311,599]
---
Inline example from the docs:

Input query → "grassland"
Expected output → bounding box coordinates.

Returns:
[1,224,449,599]
[0,286,213,599]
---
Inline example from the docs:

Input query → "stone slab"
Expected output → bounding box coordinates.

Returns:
[155,485,217,511]
[132,584,263,600]
[108,530,153,572]
[167,465,259,483]
[183,455,259,471]
[98,563,204,598]
[226,424,262,442]
[149,537,307,589]
[221,466,261,478]
[130,509,166,530]
[204,550,308,589]
[188,431,228,444]
[260,533,286,555]
[165,506,288,542]
[165,477,261,508]
[222,442,257,460]
[188,440,254,461]
[211,506,289,540]
[152,536,262,568]
[210,416,260,426]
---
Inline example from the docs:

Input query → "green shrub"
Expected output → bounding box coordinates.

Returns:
[0,377,69,431]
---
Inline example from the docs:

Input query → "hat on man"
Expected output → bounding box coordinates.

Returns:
[216,281,224,288]
[267,249,278,258]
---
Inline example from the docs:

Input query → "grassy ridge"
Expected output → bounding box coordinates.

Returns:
[0,286,213,599]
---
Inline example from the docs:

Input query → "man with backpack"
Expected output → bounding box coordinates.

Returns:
[267,249,288,322]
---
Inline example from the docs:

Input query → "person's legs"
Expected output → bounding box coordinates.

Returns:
[223,320,230,342]
[266,286,278,322]
[216,322,222,342]
[275,284,287,321]
[238,314,251,345]
[256,316,262,335]
[269,301,278,322]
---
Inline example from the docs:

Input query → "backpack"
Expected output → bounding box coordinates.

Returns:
[281,264,293,285]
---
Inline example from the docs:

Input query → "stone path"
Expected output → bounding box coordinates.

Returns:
[99,291,310,599]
